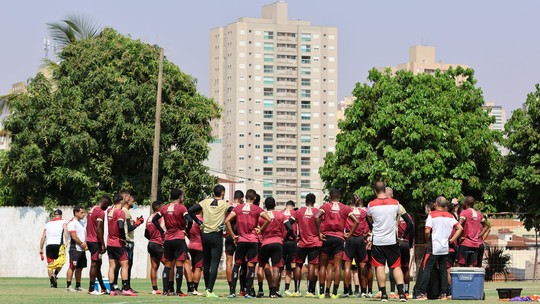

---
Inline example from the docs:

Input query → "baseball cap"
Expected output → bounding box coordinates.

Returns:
[451,198,459,205]
[53,209,62,215]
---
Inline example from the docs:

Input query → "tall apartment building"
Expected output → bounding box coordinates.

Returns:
[210,1,338,207]
[0,82,26,150]
[483,102,507,132]
[379,45,469,75]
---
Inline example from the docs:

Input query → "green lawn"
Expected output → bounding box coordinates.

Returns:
[0,278,537,303]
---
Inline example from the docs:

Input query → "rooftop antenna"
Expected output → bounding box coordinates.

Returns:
[43,38,50,59]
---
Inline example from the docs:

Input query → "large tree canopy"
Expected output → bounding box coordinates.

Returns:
[1,28,220,207]
[320,67,501,212]
[501,84,540,229]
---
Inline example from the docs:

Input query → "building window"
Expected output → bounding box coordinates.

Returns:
[301,100,311,109]
[301,157,310,166]
[255,133,261,138]
[264,156,273,164]
[301,56,311,64]
[264,122,273,130]
[264,54,274,62]
[263,190,273,198]
[263,168,273,176]
[301,79,311,86]
[264,145,273,153]
[300,180,310,188]
[255,145,261,149]
[263,179,273,187]
[264,134,273,142]
[301,33,311,42]
[301,123,310,131]
[239,144,245,148]
[301,112,311,120]
[264,110,273,119]
[263,99,274,108]
[239,133,245,137]
[301,135,311,143]
[239,156,245,160]
[301,67,311,75]
[301,168,310,176]
[301,146,310,154]
[301,44,311,53]
[301,90,311,97]
[264,77,274,85]
[264,31,274,39]
[264,42,274,51]
[264,65,274,73]
[264,88,273,96]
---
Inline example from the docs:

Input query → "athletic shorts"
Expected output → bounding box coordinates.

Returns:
[163,239,188,261]
[46,244,61,263]
[235,242,258,264]
[458,245,481,266]
[282,240,298,271]
[400,239,410,267]
[69,250,87,269]
[344,235,367,264]
[225,235,236,256]
[87,242,103,261]
[320,235,344,260]
[447,250,456,269]
[372,244,401,269]
[189,249,203,268]
[147,242,163,260]
[294,246,320,265]
[259,243,283,268]
[107,246,128,262]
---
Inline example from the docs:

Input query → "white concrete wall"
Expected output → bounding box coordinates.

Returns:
[0,206,151,278]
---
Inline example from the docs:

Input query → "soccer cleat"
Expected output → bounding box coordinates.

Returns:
[228,293,237,298]
[240,291,246,297]
[389,292,397,299]
[304,292,316,298]
[270,294,278,298]
[206,290,219,298]
[75,287,86,292]
[109,290,120,296]
[244,294,254,299]
[121,289,138,296]
[192,290,203,296]
[318,293,325,299]
[257,291,264,298]
[325,293,331,299]
[415,293,428,301]
[405,293,412,299]
[290,292,301,297]
[284,290,292,296]
[152,290,162,295]
[65,287,76,292]
[375,291,382,298]
[360,293,367,298]
[399,293,408,302]
[380,294,389,302]
[177,292,188,297]
[331,293,339,299]
[88,290,104,295]
[366,292,373,298]
[439,293,448,301]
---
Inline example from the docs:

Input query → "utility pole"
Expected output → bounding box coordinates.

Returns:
[150,48,164,202]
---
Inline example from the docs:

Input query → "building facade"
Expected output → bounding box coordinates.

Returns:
[210,1,338,207]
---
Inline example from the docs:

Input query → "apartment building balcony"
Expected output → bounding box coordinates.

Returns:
[276,126,297,132]
[276,103,297,109]
[276,92,297,98]
[277,47,297,54]
[276,58,297,65]
[276,137,297,144]
[275,171,296,177]
[276,115,297,122]
[276,149,297,155]
[276,81,297,88]
[276,36,297,42]
[275,160,297,166]
[276,70,298,77]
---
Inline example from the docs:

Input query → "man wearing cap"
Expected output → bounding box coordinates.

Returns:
[39,209,69,288]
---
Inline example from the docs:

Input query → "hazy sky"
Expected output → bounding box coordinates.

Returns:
[1,0,539,113]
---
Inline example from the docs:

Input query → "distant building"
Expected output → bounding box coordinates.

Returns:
[484,102,507,132]
[379,45,469,76]
[1,82,27,150]
[209,1,338,207]
[337,96,355,121]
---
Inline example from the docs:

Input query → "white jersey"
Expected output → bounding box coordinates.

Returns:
[367,198,400,246]
[45,218,67,246]
[67,217,86,251]
[425,210,458,255]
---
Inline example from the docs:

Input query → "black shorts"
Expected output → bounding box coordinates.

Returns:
[46,244,61,260]
[235,242,258,264]
[458,245,481,266]
[147,242,163,260]
[225,235,236,256]
[164,239,188,261]
[107,246,128,262]
[372,244,401,269]
[87,242,103,261]
[189,249,203,268]
[320,236,345,260]
[282,241,298,271]
[259,243,283,268]
[400,239,410,267]
[69,250,87,269]
[344,235,367,264]
[294,246,320,265]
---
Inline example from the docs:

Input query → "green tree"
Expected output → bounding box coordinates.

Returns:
[47,15,101,48]
[501,84,540,229]
[1,28,220,207]
[320,67,501,211]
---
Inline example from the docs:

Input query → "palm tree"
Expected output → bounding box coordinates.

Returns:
[47,15,101,48]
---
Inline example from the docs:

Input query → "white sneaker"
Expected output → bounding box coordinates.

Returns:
[366,292,373,298]
[65,287,76,292]
[192,290,203,296]
[89,290,104,295]
[284,290,293,296]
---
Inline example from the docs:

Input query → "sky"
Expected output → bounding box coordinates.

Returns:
[1,0,539,114]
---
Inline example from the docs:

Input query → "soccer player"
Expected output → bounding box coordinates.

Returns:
[224,190,243,294]
[458,196,489,267]
[86,196,111,295]
[187,208,204,296]
[281,200,297,296]
[367,181,407,302]
[152,188,190,296]
[187,184,231,297]
[415,196,463,300]
[343,194,370,297]
[145,200,165,295]
[315,189,359,299]
[258,197,290,298]
[107,193,136,296]
[39,209,68,288]
[289,193,320,297]
[66,206,87,292]
[225,189,271,298]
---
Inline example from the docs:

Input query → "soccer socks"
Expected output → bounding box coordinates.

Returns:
[152,285,158,291]
[285,283,290,291]
[404,283,409,293]
[162,267,170,293]
[168,281,174,293]
[246,266,256,295]
[355,285,360,293]
[75,282,81,289]
[122,280,129,291]
[66,281,71,288]
[379,286,387,297]
[332,284,339,295]
[230,264,239,294]
[258,282,264,293]
[319,283,325,295]
[397,284,405,296]
[175,266,184,293]
[294,279,300,293]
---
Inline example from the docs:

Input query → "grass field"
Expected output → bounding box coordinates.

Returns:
[0,278,537,303]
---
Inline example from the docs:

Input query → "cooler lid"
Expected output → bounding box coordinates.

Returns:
[450,267,485,274]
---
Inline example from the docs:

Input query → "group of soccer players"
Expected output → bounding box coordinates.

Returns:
[41,181,489,302]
